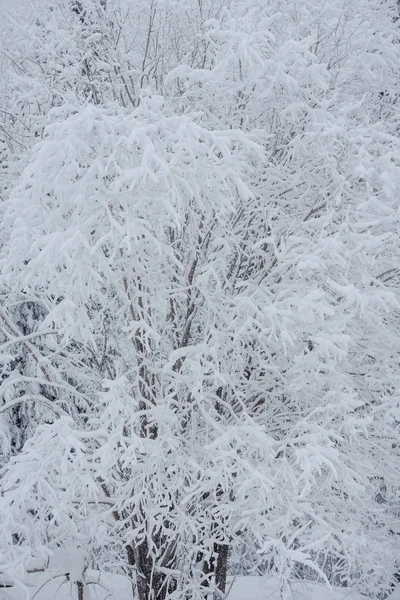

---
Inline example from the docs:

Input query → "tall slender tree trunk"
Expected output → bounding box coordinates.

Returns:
[215,543,229,597]
[134,538,152,600]
[76,580,84,600]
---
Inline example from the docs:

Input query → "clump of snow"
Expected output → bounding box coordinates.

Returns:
[48,548,86,582]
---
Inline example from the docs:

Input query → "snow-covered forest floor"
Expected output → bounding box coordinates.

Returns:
[1,574,378,600]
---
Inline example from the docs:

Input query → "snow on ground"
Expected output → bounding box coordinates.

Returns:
[0,574,374,600]
[229,578,368,600]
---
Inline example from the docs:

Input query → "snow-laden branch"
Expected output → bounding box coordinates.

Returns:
[0,394,69,418]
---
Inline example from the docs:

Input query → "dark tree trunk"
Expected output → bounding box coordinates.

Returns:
[201,541,229,600]
[134,539,152,600]
[76,580,84,600]
[215,543,229,596]
[132,534,177,600]
[125,543,136,599]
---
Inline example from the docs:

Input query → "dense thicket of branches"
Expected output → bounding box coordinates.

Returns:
[0,1,400,599]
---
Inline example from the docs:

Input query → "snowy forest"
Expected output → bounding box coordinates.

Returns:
[0,0,400,599]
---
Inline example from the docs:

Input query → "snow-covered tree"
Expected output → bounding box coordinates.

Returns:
[0,0,400,599]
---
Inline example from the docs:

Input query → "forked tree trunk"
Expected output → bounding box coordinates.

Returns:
[133,535,178,600]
